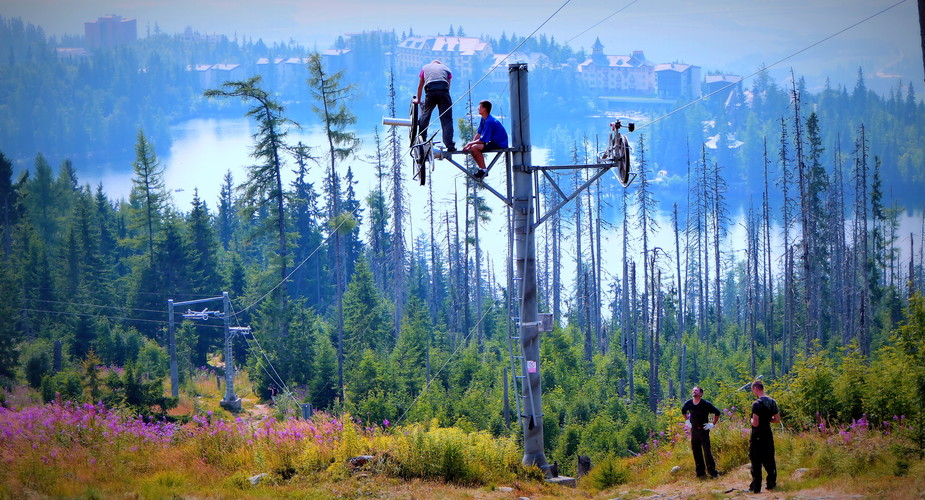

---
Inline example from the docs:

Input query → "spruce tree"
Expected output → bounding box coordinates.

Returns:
[205,76,293,340]
[307,52,359,396]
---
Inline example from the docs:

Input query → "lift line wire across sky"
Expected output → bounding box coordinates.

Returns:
[392,298,503,427]
[565,0,639,45]
[228,299,302,407]
[639,0,908,132]
[608,0,907,184]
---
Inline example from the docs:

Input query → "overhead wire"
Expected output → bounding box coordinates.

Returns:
[226,299,301,407]
[231,198,365,317]
[393,298,502,426]
[604,0,907,186]
[565,0,639,44]
[414,0,575,151]
[18,306,226,329]
[237,0,577,318]
[637,0,908,131]
[24,297,168,315]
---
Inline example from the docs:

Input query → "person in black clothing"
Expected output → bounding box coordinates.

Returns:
[681,386,721,479]
[749,379,781,493]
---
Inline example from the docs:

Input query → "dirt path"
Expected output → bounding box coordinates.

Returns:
[610,465,865,500]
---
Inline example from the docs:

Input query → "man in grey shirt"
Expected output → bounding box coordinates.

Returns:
[414,60,456,151]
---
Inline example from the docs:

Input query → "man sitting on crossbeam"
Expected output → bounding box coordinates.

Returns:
[463,100,508,180]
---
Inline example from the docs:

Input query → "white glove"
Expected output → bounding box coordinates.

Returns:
[704,423,715,430]
[684,420,692,429]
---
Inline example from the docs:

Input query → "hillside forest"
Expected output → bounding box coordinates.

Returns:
[1,15,925,484]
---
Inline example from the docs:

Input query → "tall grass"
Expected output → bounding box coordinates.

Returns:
[0,398,540,498]
[602,406,920,494]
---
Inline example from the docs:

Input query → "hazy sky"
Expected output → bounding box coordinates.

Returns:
[6,0,922,91]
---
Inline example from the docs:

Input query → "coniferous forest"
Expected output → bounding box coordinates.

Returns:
[2,14,925,497]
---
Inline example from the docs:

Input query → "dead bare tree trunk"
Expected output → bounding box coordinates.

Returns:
[673,203,684,333]
[777,116,795,373]
[854,125,871,356]
[762,139,777,378]
[712,161,726,340]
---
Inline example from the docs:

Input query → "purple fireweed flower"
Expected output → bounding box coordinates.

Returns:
[383,419,390,427]
[839,430,851,443]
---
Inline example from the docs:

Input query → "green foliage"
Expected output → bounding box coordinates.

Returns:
[21,340,52,389]
[579,414,627,459]
[586,454,630,490]
[777,349,838,427]
[893,293,925,455]
[310,323,339,409]
[380,423,525,485]
[127,130,167,265]
[342,259,392,357]
[391,296,429,397]
[40,370,81,403]
[136,339,169,380]
[833,345,867,422]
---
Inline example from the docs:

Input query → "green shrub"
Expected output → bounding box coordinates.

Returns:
[833,346,867,422]
[709,424,750,472]
[136,339,168,379]
[579,414,627,458]
[380,424,523,486]
[221,471,254,490]
[619,408,656,454]
[24,350,50,389]
[779,350,837,427]
[586,455,629,490]
[40,370,82,403]
[552,424,582,475]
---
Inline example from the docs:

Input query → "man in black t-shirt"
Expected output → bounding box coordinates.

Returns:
[681,386,721,478]
[749,379,781,493]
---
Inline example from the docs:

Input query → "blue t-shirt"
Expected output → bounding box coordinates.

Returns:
[477,115,508,148]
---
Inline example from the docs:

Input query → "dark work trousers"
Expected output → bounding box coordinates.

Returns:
[690,428,717,477]
[749,429,777,492]
[419,87,455,150]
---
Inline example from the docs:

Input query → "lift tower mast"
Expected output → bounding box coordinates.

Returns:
[385,62,633,474]
[508,62,547,469]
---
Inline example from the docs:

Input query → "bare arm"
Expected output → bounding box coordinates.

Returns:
[712,414,720,425]
[415,77,424,103]
[771,413,781,424]
[751,413,759,428]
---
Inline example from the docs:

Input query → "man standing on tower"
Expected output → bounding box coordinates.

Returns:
[414,59,456,152]
[681,386,721,479]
